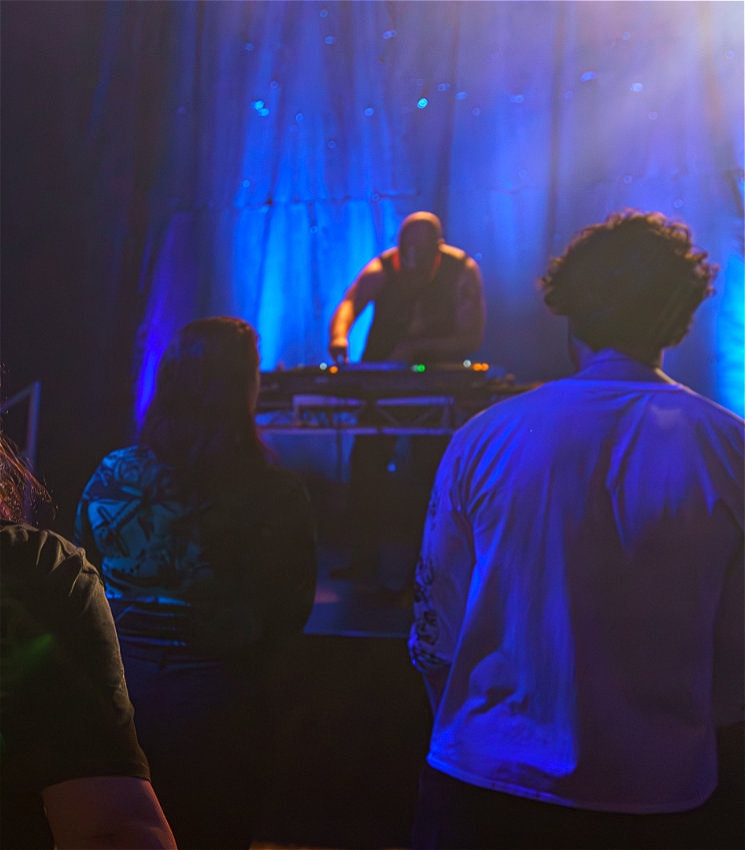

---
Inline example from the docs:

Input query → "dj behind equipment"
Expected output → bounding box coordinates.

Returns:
[260,209,509,430]
[256,361,536,435]
[254,360,536,598]
[257,211,535,590]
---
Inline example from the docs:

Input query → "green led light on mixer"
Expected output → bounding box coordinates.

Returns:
[413,364,426,372]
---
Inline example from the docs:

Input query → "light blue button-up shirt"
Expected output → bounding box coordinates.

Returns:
[410,351,744,813]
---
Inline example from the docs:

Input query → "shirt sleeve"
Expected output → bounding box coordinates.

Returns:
[49,554,151,785]
[1,530,150,793]
[409,445,475,675]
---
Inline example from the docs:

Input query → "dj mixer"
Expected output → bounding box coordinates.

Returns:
[259,361,517,402]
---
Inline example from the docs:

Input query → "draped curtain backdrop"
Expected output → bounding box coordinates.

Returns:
[1,1,742,526]
[102,0,742,421]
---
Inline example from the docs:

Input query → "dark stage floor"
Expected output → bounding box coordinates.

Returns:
[305,543,416,638]
[287,459,426,639]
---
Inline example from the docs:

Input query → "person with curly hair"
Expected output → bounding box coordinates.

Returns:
[541,210,716,361]
[409,211,743,849]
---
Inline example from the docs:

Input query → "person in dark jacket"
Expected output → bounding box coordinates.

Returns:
[75,317,318,849]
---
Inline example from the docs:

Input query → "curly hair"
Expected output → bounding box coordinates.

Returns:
[540,211,718,354]
[140,317,268,491]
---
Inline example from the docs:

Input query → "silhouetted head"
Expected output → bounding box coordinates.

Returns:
[140,316,266,480]
[398,212,444,278]
[540,210,717,361]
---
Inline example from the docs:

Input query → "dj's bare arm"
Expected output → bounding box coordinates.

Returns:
[328,258,386,363]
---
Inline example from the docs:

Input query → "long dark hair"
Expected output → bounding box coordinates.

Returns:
[139,317,268,492]
[0,432,53,524]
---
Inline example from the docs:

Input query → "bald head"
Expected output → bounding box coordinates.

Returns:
[399,211,443,241]
[398,212,443,274]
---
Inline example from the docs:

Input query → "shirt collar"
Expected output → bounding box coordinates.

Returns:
[572,349,677,384]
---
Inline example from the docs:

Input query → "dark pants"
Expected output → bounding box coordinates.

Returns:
[412,762,744,850]
[119,637,266,850]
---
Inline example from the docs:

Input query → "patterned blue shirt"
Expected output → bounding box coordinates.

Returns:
[75,446,317,653]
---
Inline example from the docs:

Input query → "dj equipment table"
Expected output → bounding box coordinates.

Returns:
[257,363,537,435]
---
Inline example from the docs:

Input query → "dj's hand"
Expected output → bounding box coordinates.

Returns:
[329,337,349,364]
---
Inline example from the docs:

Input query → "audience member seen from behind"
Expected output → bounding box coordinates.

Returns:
[409,211,744,850]
[0,432,176,850]
[75,316,318,849]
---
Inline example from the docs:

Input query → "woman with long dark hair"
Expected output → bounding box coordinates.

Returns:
[75,316,317,848]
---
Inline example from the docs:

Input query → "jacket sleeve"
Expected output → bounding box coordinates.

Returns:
[256,471,318,642]
[1,530,149,793]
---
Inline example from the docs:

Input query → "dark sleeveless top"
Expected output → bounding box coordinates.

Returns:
[362,245,468,363]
